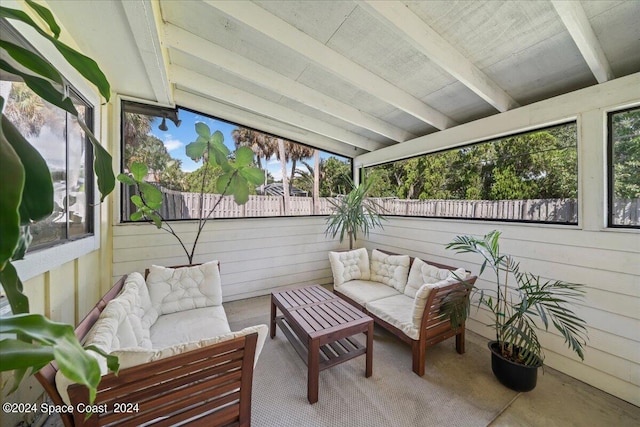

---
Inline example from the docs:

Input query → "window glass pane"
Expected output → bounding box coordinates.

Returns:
[610,107,640,227]
[1,81,93,248]
[365,123,578,224]
[68,102,90,237]
[121,103,352,220]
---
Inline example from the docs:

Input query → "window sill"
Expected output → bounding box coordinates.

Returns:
[12,235,99,282]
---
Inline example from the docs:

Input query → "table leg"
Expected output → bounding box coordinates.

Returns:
[365,322,373,378]
[308,338,320,404]
[270,296,276,339]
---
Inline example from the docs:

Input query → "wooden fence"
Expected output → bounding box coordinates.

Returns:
[123,186,639,224]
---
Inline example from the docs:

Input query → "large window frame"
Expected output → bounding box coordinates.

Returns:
[119,101,354,223]
[2,19,102,282]
[363,122,579,225]
[607,105,640,229]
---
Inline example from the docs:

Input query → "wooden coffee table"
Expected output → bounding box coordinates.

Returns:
[270,285,373,403]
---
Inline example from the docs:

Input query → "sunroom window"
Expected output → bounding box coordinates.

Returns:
[364,122,578,224]
[1,25,94,251]
[120,102,352,221]
[608,106,640,228]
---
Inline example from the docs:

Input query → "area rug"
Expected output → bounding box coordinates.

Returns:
[229,314,516,427]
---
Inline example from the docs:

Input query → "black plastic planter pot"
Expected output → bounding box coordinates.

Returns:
[488,341,542,392]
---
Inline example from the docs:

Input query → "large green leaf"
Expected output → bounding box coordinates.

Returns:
[139,182,163,210]
[79,121,115,201]
[0,313,105,403]
[240,166,265,186]
[0,114,24,270]
[195,122,211,139]
[25,0,60,38]
[0,59,78,116]
[0,40,63,85]
[0,261,29,320]
[0,5,110,101]
[117,173,135,186]
[231,174,249,204]
[186,140,207,161]
[11,226,32,261]
[0,339,54,372]
[2,114,54,225]
[130,162,147,182]
[235,146,254,167]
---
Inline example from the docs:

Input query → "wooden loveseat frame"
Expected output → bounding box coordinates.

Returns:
[35,275,258,427]
[333,250,477,377]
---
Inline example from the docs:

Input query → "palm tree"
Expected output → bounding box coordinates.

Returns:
[285,142,315,195]
[232,127,276,185]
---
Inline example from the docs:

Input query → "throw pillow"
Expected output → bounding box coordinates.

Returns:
[328,248,370,287]
[370,249,410,292]
[146,260,222,315]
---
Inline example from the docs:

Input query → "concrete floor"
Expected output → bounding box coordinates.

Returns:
[40,295,639,427]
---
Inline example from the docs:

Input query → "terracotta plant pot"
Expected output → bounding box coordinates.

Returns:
[488,341,542,392]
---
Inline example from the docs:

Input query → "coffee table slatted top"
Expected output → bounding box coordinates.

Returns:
[274,286,371,341]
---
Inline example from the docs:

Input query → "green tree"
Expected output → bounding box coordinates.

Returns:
[319,156,351,196]
[612,109,640,199]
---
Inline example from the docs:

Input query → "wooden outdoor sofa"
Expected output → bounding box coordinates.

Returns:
[329,248,477,376]
[36,262,266,427]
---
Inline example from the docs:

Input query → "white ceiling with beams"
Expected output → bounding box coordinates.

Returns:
[47,0,640,158]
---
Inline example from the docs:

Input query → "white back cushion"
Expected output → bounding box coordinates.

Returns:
[370,249,410,292]
[147,261,222,315]
[328,248,370,287]
[405,258,466,298]
[123,272,158,329]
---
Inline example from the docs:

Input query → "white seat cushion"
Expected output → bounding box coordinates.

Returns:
[147,261,222,315]
[366,294,419,340]
[370,249,410,292]
[336,280,399,306]
[113,324,269,370]
[328,248,370,287]
[149,305,231,349]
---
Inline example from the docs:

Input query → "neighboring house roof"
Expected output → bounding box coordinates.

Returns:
[257,183,308,197]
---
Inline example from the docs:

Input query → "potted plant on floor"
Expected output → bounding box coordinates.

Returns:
[324,177,386,250]
[446,230,588,391]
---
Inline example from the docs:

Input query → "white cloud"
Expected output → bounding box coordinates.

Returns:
[163,139,183,152]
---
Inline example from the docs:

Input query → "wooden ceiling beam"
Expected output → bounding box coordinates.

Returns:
[164,24,412,143]
[120,0,173,105]
[551,0,614,83]
[174,90,366,158]
[204,0,456,130]
[171,66,386,152]
[361,1,519,113]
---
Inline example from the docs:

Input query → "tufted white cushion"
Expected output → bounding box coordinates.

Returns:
[405,258,467,298]
[411,280,451,330]
[123,272,158,330]
[328,248,370,287]
[146,261,222,315]
[370,249,410,292]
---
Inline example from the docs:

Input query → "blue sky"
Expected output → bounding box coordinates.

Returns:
[148,108,348,180]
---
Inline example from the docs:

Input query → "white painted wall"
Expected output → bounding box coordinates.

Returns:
[111,216,342,301]
[355,73,640,406]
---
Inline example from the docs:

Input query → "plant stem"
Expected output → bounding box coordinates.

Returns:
[187,170,237,263]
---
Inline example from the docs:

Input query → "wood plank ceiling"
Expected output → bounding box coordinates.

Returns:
[48,0,640,158]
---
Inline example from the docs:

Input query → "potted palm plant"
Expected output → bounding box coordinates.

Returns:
[324,178,386,249]
[446,230,588,391]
